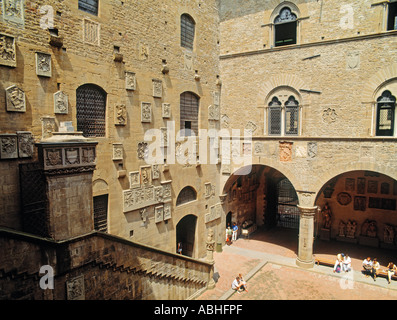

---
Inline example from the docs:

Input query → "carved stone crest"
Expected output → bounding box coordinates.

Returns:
[0,33,16,67]
[163,202,172,220]
[17,131,34,158]
[152,79,162,98]
[208,105,220,121]
[54,91,68,114]
[307,142,317,158]
[346,52,360,70]
[125,71,136,90]
[152,164,160,180]
[112,143,123,160]
[2,0,24,25]
[35,52,51,77]
[244,121,257,135]
[155,205,164,223]
[141,102,152,123]
[129,171,140,189]
[6,85,25,112]
[322,108,337,123]
[115,104,127,126]
[279,141,292,162]
[41,117,56,139]
[0,134,18,159]
[162,103,171,118]
[66,275,85,300]
[140,166,152,186]
[137,142,148,160]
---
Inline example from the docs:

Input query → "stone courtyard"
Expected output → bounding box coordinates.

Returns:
[198,227,397,300]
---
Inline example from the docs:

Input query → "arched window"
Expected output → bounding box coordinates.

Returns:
[274,7,297,47]
[285,96,299,135]
[180,91,199,136]
[268,94,300,136]
[176,186,197,206]
[181,14,195,50]
[76,84,107,137]
[268,96,282,135]
[376,90,396,136]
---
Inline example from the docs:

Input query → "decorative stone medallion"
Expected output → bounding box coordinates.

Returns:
[0,33,16,67]
[0,134,18,159]
[54,91,68,114]
[6,85,25,112]
[35,52,51,77]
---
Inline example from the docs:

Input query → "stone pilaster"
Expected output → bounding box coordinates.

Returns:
[296,205,317,269]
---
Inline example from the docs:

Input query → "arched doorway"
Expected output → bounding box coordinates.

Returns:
[222,164,300,249]
[226,212,232,229]
[176,214,197,257]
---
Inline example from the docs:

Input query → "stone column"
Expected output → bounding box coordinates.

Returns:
[296,205,317,269]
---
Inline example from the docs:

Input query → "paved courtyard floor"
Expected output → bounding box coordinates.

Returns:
[197,227,397,300]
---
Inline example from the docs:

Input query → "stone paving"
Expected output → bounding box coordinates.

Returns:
[197,227,397,300]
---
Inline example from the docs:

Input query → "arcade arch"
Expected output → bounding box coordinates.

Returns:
[315,170,397,247]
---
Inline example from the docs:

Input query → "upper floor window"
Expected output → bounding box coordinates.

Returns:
[180,91,199,136]
[176,186,197,206]
[79,0,99,16]
[76,84,107,137]
[387,2,397,31]
[376,90,396,136]
[181,14,195,50]
[268,94,300,136]
[274,7,297,47]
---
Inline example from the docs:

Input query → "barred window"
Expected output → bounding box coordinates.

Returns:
[285,96,299,135]
[79,0,99,16]
[93,194,108,232]
[376,90,395,136]
[180,91,199,136]
[76,84,107,137]
[181,14,195,50]
[177,186,197,206]
[268,97,282,135]
[274,7,297,47]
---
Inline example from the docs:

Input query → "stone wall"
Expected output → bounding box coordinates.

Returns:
[0,0,221,258]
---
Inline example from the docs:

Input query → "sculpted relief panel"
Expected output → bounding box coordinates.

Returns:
[0,33,16,67]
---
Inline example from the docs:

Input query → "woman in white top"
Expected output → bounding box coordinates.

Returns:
[342,254,351,272]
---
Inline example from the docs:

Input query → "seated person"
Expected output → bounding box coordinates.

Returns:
[342,254,351,272]
[231,276,242,293]
[362,257,372,277]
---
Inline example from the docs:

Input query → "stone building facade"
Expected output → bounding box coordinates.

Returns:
[1,0,397,299]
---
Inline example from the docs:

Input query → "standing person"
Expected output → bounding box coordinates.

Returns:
[232,222,238,241]
[343,253,352,272]
[387,262,396,284]
[372,258,380,281]
[362,257,372,278]
[177,242,182,255]
[226,227,233,245]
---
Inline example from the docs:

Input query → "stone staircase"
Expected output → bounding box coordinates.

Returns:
[0,227,213,300]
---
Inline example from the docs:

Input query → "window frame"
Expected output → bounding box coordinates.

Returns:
[267,95,300,136]
[180,91,199,137]
[273,7,298,47]
[180,13,196,50]
[78,0,99,16]
[376,90,396,136]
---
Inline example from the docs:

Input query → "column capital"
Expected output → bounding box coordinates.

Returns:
[297,205,318,216]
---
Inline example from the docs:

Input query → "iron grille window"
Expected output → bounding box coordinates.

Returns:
[285,96,299,135]
[79,0,99,15]
[274,7,297,47]
[276,178,299,229]
[181,14,195,50]
[376,90,395,136]
[180,91,199,136]
[268,97,282,135]
[76,84,107,137]
[176,186,197,206]
[93,194,108,232]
